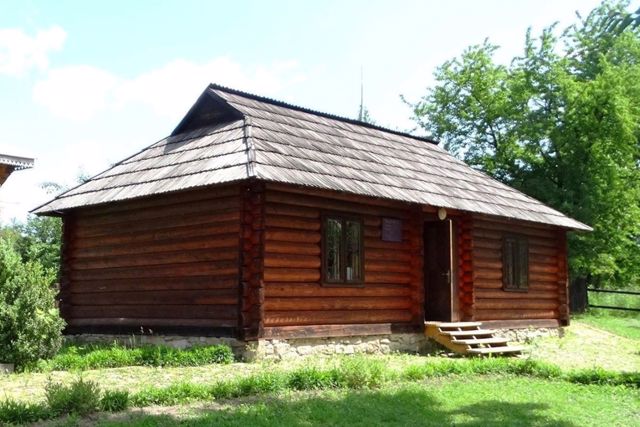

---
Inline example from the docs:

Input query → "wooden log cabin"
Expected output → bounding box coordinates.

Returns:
[33,84,591,344]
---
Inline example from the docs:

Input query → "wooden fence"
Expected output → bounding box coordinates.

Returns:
[586,288,640,313]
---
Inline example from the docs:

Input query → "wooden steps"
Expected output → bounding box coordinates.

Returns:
[424,321,524,356]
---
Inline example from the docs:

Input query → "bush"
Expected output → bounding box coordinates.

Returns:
[100,390,130,412]
[45,378,101,416]
[331,356,386,389]
[0,399,51,424]
[288,366,337,390]
[0,239,65,368]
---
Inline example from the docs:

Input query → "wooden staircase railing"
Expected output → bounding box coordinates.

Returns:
[424,321,524,355]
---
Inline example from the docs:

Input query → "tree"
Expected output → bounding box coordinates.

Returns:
[0,239,64,367]
[408,0,640,288]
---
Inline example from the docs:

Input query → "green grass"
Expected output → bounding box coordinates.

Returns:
[3,356,638,425]
[25,343,234,372]
[97,377,640,427]
[574,311,640,340]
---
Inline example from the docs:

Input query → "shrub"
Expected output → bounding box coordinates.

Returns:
[288,366,337,390]
[45,378,101,416]
[331,356,386,389]
[100,390,130,412]
[0,399,51,424]
[0,239,64,368]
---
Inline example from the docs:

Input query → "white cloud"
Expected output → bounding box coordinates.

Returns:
[0,26,66,76]
[34,57,307,121]
[32,65,119,120]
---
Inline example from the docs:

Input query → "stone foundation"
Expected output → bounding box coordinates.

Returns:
[65,333,435,361]
[246,333,436,361]
[64,327,562,361]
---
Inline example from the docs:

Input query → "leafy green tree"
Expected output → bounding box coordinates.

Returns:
[409,1,640,288]
[0,239,64,367]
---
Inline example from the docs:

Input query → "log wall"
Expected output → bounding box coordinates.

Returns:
[261,183,423,332]
[471,217,568,322]
[62,185,242,334]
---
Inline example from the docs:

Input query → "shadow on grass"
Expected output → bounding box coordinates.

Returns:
[98,388,577,427]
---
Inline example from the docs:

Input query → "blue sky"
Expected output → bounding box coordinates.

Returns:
[0,0,629,221]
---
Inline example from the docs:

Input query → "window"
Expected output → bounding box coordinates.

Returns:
[503,235,529,291]
[322,215,363,284]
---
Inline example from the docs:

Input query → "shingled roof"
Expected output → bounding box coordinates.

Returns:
[33,84,590,231]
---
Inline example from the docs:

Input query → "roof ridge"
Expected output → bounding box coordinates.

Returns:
[208,83,438,145]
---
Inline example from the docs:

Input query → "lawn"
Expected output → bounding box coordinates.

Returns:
[574,312,640,340]
[1,315,638,426]
[85,378,640,427]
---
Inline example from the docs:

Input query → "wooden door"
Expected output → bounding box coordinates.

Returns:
[424,220,453,321]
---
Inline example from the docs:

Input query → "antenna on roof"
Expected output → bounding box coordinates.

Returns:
[358,66,364,121]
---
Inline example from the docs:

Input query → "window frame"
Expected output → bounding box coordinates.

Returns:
[502,234,529,292]
[321,212,365,286]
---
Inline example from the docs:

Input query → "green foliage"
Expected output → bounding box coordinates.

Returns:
[125,356,637,408]
[45,378,101,416]
[330,355,387,389]
[575,310,640,338]
[0,399,51,425]
[99,390,130,412]
[409,0,640,288]
[0,239,64,367]
[29,343,234,372]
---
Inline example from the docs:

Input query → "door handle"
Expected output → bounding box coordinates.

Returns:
[441,270,451,284]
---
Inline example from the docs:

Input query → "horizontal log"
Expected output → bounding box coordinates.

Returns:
[365,260,412,273]
[473,259,502,270]
[77,185,239,218]
[265,229,320,243]
[265,215,319,231]
[72,234,239,259]
[264,268,320,282]
[264,309,413,326]
[66,317,238,328]
[264,296,411,311]
[266,190,410,218]
[474,269,502,280]
[474,289,559,300]
[264,241,320,256]
[73,218,240,249]
[474,309,558,321]
[70,276,238,293]
[473,219,556,238]
[475,299,559,310]
[70,304,238,319]
[364,237,409,250]
[70,261,238,281]
[265,202,319,219]
[262,323,421,339]
[69,289,239,306]
[76,208,239,239]
[365,248,411,262]
[528,282,560,291]
[365,271,412,284]
[264,253,321,269]
[75,195,240,228]
[530,272,558,282]
[71,247,238,270]
[264,283,411,298]
[266,182,414,210]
